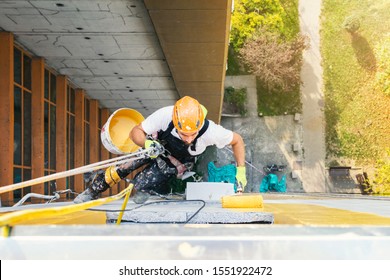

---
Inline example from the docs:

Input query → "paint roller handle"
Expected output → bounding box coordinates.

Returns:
[145,139,165,158]
[236,182,243,194]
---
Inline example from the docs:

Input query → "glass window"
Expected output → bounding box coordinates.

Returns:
[44,70,57,175]
[23,91,32,166]
[50,105,56,170]
[67,86,76,113]
[43,172,56,195]
[13,46,33,204]
[84,98,90,121]
[23,168,32,199]
[66,84,76,197]
[44,70,49,100]
[70,88,75,113]
[98,109,103,161]
[84,97,90,166]
[13,86,22,165]
[50,73,56,103]
[66,118,69,170]
[14,48,21,85]
[70,116,76,162]
[69,116,75,167]
[98,109,102,128]
[13,168,22,201]
[44,171,49,195]
[23,54,32,90]
[44,102,49,168]
[85,123,90,164]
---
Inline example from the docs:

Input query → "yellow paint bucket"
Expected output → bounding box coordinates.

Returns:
[101,108,144,154]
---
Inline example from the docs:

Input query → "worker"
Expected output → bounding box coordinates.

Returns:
[74,96,247,204]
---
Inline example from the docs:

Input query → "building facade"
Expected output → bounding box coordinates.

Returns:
[0,32,128,206]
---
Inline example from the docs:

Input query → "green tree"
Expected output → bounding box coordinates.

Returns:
[372,149,390,195]
[230,0,286,51]
[224,86,248,116]
[375,36,390,96]
[239,30,309,92]
[341,15,361,34]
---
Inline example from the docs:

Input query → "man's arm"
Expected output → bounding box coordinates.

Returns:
[230,132,247,191]
[230,132,245,166]
[130,124,147,148]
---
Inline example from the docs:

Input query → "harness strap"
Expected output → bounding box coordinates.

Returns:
[190,119,209,151]
[157,119,210,177]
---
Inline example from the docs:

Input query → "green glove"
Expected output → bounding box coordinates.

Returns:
[145,139,164,158]
[236,166,247,192]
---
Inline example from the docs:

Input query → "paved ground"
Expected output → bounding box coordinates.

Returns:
[217,75,304,193]
[299,0,327,193]
[213,0,360,195]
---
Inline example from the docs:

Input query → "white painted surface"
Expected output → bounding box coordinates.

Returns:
[186,182,235,201]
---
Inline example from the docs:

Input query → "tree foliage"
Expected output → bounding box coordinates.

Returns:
[342,15,361,34]
[224,86,248,116]
[372,149,390,195]
[230,0,286,51]
[239,30,309,92]
[375,36,390,96]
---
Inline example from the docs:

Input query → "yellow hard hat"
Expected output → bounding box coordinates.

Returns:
[172,96,205,133]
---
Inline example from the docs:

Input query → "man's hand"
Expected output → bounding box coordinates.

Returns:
[236,166,247,193]
[145,139,164,158]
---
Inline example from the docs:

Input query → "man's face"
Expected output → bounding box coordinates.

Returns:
[177,130,199,145]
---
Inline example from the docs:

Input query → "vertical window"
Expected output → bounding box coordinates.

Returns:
[66,85,76,195]
[98,109,103,162]
[44,69,57,195]
[13,47,32,202]
[14,48,22,85]
[84,97,90,166]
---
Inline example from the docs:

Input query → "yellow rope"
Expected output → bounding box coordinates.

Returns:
[1,225,11,238]
[0,149,149,194]
[0,184,134,234]
[116,184,133,225]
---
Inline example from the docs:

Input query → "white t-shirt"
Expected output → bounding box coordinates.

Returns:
[141,106,233,156]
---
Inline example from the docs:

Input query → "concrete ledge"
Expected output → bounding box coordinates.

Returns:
[105,199,274,224]
[3,225,390,259]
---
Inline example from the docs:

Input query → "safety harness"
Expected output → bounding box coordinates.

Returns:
[156,120,210,177]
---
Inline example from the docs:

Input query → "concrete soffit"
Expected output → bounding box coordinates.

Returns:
[0,0,231,122]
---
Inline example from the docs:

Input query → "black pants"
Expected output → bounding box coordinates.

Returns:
[117,157,177,194]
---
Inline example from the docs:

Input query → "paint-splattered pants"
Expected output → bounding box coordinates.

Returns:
[117,156,177,194]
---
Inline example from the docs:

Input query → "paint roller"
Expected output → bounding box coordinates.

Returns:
[221,194,264,209]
